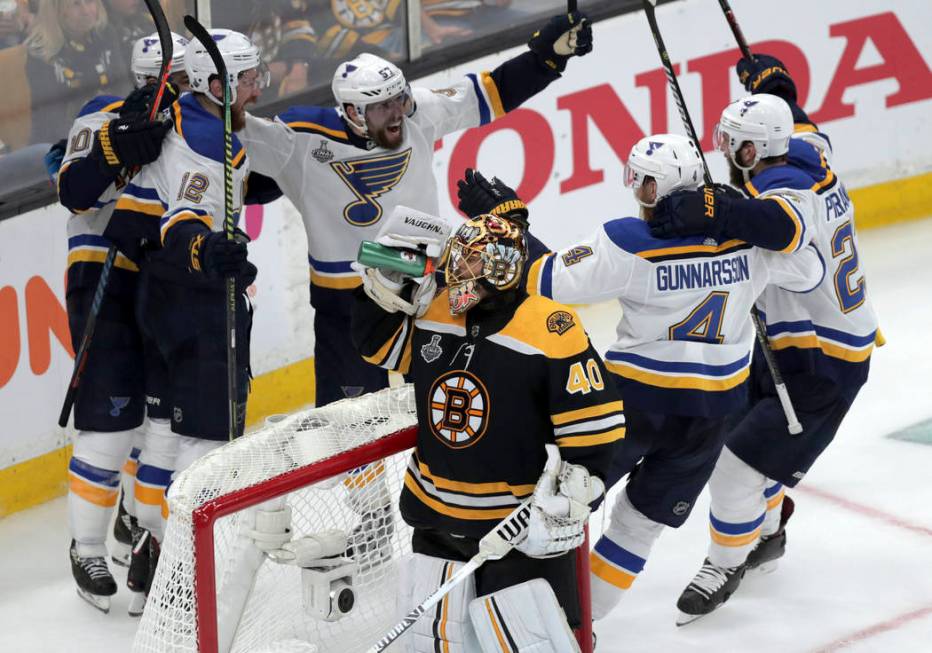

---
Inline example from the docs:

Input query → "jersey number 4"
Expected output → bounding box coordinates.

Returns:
[831,220,865,313]
[669,292,728,343]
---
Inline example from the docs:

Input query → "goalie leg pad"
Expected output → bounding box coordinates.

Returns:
[590,488,664,621]
[68,429,135,557]
[402,553,479,653]
[469,578,580,653]
[707,445,768,569]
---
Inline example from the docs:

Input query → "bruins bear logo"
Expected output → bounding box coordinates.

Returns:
[546,310,575,335]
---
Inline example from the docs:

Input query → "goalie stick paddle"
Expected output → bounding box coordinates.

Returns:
[366,446,562,653]
[640,0,802,435]
[58,0,174,428]
[183,14,239,441]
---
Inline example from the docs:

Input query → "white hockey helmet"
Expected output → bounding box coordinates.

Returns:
[131,32,189,89]
[185,29,263,105]
[332,53,410,135]
[624,134,704,208]
[713,94,793,170]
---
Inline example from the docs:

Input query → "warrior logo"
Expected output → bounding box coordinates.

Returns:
[331,148,412,226]
[546,311,575,335]
[428,370,490,449]
[109,397,130,417]
[420,334,443,363]
[312,140,334,163]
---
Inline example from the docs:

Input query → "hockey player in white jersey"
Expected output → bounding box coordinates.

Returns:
[103,28,263,613]
[240,10,593,406]
[459,133,825,628]
[650,57,880,624]
[55,31,187,613]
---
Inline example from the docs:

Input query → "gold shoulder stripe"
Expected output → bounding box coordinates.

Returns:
[286,120,347,140]
[497,296,588,359]
[552,400,623,426]
[419,290,465,327]
[556,427,626,448]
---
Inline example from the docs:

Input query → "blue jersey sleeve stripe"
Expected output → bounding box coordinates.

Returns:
[77,95,123,118]
[308,255,355,274]
[466,73,491,126]
[540,253,555,299]
[124,184,163,202]
[68,234,112,249]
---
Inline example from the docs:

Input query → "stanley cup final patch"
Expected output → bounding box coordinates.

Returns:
[312,140,334,163]
[421,334,443,363]
[546,310,575,335]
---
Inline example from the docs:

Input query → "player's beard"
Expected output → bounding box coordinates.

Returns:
[370,121,404,150]
[728,157,748,187]
[232,97,257,132]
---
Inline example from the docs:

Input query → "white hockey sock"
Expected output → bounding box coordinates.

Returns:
[707,446,769,569]
[590,488,664,621]
[120,426,145,519]
[68,430,135,557]
[135,418,178,541]
[761,480,785,537]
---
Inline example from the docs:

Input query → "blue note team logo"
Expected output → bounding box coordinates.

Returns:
[331,148,413,226]
[427,370,490,449]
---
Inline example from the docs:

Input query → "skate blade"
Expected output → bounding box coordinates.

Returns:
[128,591,147,617]
[111,544,131,568]
[76,587,111,614]
[749,560,779,575]
[676,611,705,627]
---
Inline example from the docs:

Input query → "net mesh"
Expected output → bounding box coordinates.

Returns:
[133,385,419,653]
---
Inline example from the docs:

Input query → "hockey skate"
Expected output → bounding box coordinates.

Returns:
[676,558,747,626]
[70,539,117,614]
[111,492,136,568]
[345,506,394,573]
[746,495,795,573]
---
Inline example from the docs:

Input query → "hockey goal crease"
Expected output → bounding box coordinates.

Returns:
[134,385,592,653]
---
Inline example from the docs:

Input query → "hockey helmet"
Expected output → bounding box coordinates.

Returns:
[332,53,412,136]
[624,134,704,207]
[713,93,794,170]
[185,29,265,105]
[131,32,189,89]
[443,214,527,315]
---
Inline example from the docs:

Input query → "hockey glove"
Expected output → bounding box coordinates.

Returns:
[737,53,797,104]
[650,185,742,240]
[193,230,251,280]
[120,81,180,118]
[528,11,593,73]
[44,138,67,182]
[457,168,530,226]
[359,265,437,317]
[91,116,171,174]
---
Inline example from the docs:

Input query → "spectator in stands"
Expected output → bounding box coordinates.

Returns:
[421,0,527,47]
[0,0,33,48]
[103,0,151,51]
[25,0,128,144]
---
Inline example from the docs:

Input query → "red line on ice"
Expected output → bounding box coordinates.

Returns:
[811,604,932,652]
[795,484,932,539]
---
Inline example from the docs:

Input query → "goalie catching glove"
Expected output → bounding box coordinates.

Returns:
[517,458,605,558]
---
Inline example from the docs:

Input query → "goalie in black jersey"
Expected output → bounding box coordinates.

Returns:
[352,211,625,651]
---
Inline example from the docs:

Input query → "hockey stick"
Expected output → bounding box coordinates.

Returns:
[58,0,174,428]
[568,0,577,12]
[183,15,239,441]
[366,445,561,653]
[716,0,753,60]
[641,0,802,435]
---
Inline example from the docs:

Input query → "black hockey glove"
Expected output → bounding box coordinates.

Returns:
[192,230,251,280]
[457,168,529,226]
[120,81,180,118]
[737,53,797,104]
[91,116,171,175]
[650,185,743,240]
[528,11,593,73]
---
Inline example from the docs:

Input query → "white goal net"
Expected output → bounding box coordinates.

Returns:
[133,385,419,653]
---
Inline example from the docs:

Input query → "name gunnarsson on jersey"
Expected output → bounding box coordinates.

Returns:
[656,255,751,292]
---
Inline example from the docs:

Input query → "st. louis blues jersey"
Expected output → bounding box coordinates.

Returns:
[58,95,138,294]
[749,136,880,388]
[239,52,560,313]
[105,93,250,276]
[526,218,825,416]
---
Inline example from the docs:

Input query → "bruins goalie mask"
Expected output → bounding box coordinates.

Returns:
[443,214,527,315]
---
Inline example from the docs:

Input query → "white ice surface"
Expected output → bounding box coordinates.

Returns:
[1,218,931,652]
